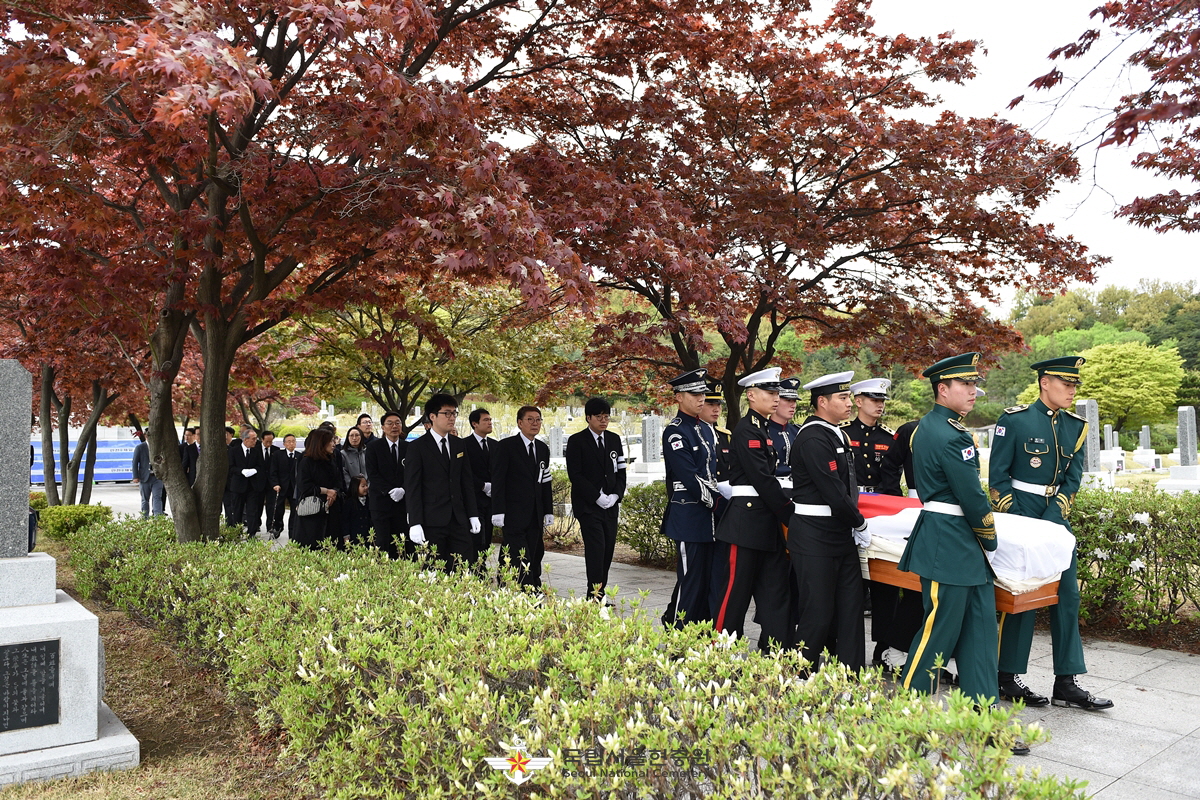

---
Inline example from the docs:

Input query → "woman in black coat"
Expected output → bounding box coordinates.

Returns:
[292,428,342,550]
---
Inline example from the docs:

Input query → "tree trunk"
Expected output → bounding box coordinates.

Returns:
[80,427,98,505]
[53,393,74,505]
[60,382,116,506]
[38,364,60,506]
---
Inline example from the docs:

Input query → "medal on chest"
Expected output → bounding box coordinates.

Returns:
[1029,456,1042,468]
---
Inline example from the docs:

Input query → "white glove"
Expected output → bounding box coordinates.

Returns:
[408,524,427,545]
[543,514,555,527]
[241,468,257,477]
[469,517,481,534]
[596,492,615,509]
[491,514,505,528]
[853,522,870,549]
[717,481,733,500]
[388,487,405,502]
[483,482,492,497]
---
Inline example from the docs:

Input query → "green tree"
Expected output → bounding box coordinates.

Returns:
[1178,370,1200,409]
[1147,297,1200,370]
[1016,342,1184,430]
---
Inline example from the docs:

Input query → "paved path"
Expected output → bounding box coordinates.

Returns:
[75,484,1200,799]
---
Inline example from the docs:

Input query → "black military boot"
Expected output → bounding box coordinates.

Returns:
[1052,675,1114,710]
[999,671,1049,707]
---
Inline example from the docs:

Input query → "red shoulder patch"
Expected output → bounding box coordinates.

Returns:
[747,439,762,448]
[848,439,860,447]
[828,460,838,471]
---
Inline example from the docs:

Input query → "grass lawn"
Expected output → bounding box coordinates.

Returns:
[7,538,309,800]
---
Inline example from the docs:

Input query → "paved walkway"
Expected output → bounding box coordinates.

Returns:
[78,484,1200,799]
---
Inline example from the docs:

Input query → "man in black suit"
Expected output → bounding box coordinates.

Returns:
[566,397,627,601]
[269,433,300,538]
[259,430,279,534]
[404,394,480,570]
[179,427,199,487]
[222,426,238,525]
[490,405,553,588]
[228,428,269,536]
[365,410,409,559]
[463,407,496,561]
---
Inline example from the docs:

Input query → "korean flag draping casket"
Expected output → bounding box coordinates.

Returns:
[857,494,1075,614]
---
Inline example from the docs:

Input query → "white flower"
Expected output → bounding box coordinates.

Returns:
[1123,532,1137,543]
[1130,559,1146,572]
[1131,512,1151,526]
[334,573,350,582]
[1092,548,1110,561]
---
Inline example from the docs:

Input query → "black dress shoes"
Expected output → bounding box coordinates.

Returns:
[1051,675,1114,710]
[999,672,1050,707]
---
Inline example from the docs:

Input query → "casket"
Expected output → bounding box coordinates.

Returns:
[857,495,1071,614]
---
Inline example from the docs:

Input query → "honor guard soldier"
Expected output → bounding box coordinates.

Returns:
[898,354,1004,710]
[710,368,795,652]
[767,378,802,482]
[662,368,723,627]
[845,378,894,492]
[789,371,869,670]
[991,357,1113,711]
[699,380,734,489]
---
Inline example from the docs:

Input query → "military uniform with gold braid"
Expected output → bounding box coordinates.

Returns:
[990,356,1113,711]
[899,353,999,705]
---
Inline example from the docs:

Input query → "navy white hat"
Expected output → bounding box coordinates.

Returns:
[737,367,782,391]
[803,371,855,401]
[778,377,801,400]
[670,368,709,395]
[850,378,891,399]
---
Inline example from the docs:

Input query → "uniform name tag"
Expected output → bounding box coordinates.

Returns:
[995,426,1006,437]
[849,439,860,447]
[456,451,463,458]
[874,443,889,451]
[962,446,975,461]
[835,447,844,453]
[748,440,762,448]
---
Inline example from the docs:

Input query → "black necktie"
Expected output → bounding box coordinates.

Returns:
[440,436,449,463]
[529,441,536,466]
[481,437,488,457]
[391,442,398,463]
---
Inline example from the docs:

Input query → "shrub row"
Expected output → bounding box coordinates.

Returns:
[1072,487,1200,629]
[617,481,674,565]
[65,516,1081,799]
[37,504,112,540]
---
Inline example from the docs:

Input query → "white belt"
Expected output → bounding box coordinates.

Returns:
[730,485,758,497]
[793,503,832,516]
[922,501,963,516]
[776,477,793,489]
[1011,478,1060,497]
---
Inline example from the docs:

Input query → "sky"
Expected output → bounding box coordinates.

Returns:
[864,0,1196,294]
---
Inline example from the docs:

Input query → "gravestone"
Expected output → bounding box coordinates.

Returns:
[641,415,663,463]
[548,427,565,459]
[1132,424,1160,469]
[1076,399,1111,488]
[1103,424,1114,450]
[0,361,138,786]
[1140,426,1152,450]
[1181,407,1198,468]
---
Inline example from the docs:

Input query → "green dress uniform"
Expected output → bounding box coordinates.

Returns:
[899,355,999,705]
[990,398,1087,676]
[989,356,1113,710]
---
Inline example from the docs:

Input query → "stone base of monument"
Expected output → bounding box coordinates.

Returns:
[1130,449,1162,469]
[1099,450,1125,472]
[1081,471,1115,490]
[1157,465,1200,494]
[0,556,139,788]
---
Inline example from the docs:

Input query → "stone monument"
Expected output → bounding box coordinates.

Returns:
[1159,406,1200,493]
[1132,424,1161,469]
[0,361,138,787]
[1076,399,1112,489]
[633,415,666,478]
[548,427,565,460]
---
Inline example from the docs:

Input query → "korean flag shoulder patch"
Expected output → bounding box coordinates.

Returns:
[961,446,976,461]
[995,426,1006,437]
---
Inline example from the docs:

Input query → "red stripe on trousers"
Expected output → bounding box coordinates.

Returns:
[714,544,739,632]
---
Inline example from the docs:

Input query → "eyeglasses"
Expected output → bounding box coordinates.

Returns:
[589,414,611,422]
[382,419,402,426]
[437,410,459,418]
[522,417,543,424]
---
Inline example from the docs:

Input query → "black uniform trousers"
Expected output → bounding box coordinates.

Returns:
[499,522,544,588]
[792,550,866,670]
[710,542,792,652]
[372,511,416,560]
[425,522,477,572]
[579,509,619,599]
[666,540,716,627]
[869,583,926,653]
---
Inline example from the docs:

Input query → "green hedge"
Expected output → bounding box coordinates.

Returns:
[64,516,1081,800]
[617,481,674,566]
[1072,487,1200,629]
[29,491,47,511]
[38,504,112,540]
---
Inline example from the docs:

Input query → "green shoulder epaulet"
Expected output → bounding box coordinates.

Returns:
[1064,409,1086,422]
[1004,404,1030,414]
[948,418,968,432]
[716,426,732,436]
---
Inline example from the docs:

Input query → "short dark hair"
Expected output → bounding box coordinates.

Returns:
[469,408,490,426]
[304,428,334,460]
[584,397,611,417]
[381,410,402,425]
[225,426,236,435]
[262,430,275,438]
[424,393,457,423]
[517,405,541,421]
[184,427,196,435]
[283,433,296,442]
[357,413,372,424]
[318,421,336,433]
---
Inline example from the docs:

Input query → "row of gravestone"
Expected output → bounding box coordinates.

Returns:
[1076,402,1199,472]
